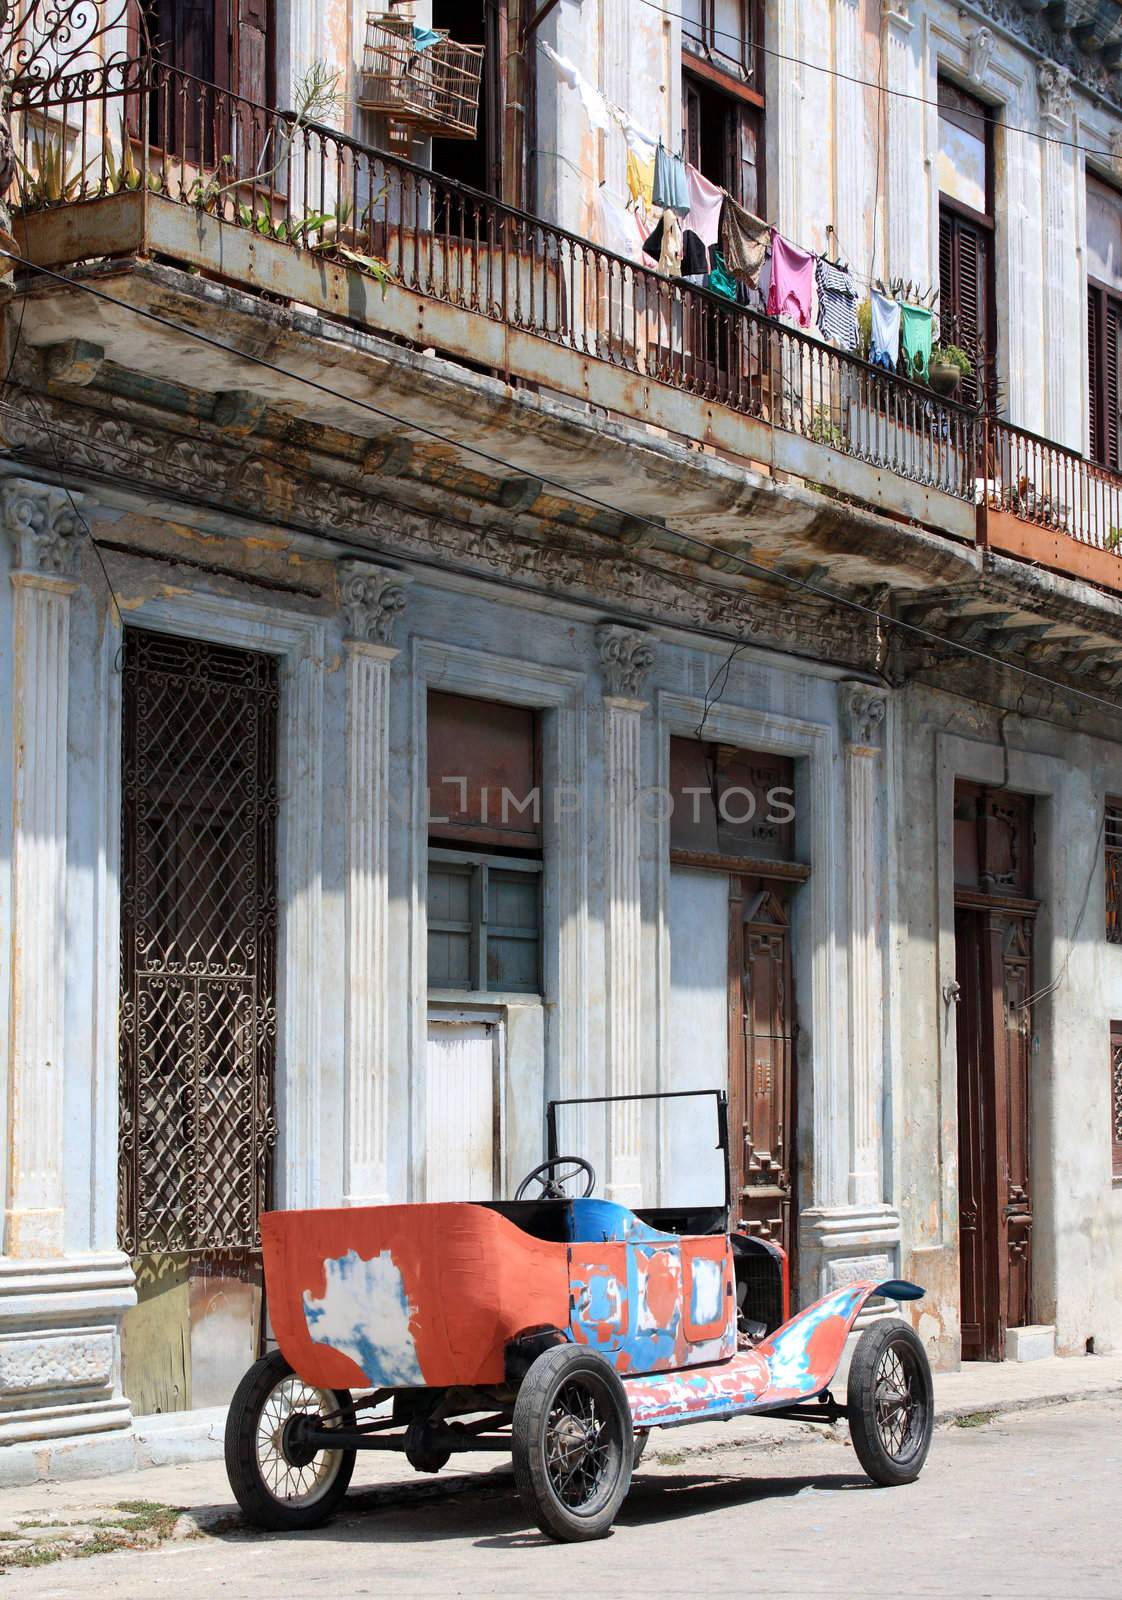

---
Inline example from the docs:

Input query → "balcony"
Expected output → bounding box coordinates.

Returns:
[9,56,1122,603]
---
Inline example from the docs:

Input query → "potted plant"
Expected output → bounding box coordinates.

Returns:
[929,342,972,396]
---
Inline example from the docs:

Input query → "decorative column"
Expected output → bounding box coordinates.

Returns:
[841,684,887,1207]
[598,625,655,1206]
[3,479,83,1259]
[339,559,409,1207]
[880,0,927,287]
[772,0,804,239]
[833,0,864,269]
[799,684,900,1304]
[1038,63,1079,449]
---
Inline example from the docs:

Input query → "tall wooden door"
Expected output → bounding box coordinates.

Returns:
[425,1019,501,1201]
[955,905,1034,1360]
[729,878,795,1255]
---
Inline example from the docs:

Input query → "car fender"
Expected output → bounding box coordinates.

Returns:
[754,1278,925,1408]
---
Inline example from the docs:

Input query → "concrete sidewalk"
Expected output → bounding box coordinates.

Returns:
[0,1350,1119,1572]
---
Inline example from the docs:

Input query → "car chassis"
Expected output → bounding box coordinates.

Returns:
[226,1090,934,1540]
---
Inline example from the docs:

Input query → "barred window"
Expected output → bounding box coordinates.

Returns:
[1107,1024,1113,1177]
[1107,800,1122,943]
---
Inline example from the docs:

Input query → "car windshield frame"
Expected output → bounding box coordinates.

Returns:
[545,1089,731,1224]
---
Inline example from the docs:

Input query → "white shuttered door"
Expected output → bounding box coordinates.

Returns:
[425,1020,498,1201]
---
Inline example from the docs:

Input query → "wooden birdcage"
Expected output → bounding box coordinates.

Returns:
[359,6,483,140]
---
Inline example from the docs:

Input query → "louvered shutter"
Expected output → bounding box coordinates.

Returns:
[1107,299,1121,470]
[1090,291,1103,462]
[939,206,990,409]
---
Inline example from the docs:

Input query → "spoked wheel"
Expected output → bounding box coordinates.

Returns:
[846,1321,934,1486]
[513,1344,633,1541]
[225,1349,356,1530]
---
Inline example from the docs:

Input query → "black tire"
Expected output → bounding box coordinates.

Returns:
[846,1320,934,1486]
[225,1349,356,1531]
[512,1344,633,1541]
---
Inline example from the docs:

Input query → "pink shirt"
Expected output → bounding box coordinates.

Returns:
[767,231,814,327]
[684,164,724,249]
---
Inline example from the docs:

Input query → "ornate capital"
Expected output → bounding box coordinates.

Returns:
[337,559,409,646]
[967,26,995,87]
[597,624,656,699]
[1,478,84,577]
[841,682,887,750]
[1037,61,1073,128]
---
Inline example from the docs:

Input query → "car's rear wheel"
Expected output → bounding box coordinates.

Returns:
[846,1321,933,1486]
[512,1344,633,1541]
[225,1349,356,1530]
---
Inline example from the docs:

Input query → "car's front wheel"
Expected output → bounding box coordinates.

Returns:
[512,1344,633,1541]
[225,1349,356,1531]
[846,1320,934,1486]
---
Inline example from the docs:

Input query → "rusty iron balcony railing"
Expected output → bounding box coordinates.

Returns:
[7,56,1122,592]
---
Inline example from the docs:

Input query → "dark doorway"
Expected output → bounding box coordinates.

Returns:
[431,0,503,197]
[953,784,1035,1360]
[118,628,279,1411]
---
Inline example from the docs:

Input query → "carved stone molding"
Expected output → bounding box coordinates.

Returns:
[3,397,882,670]
[597,624,657,700]
[961,0,1121,111]
[0,477,84,578]
[1037,60,1074,127]
[840,682,887,750]
[337,559,410,646]
[967,25,996,86]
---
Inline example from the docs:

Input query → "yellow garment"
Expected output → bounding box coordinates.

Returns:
[626,147,655,209]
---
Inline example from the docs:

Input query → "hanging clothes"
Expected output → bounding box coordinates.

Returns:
[815,258,859,351]
[680,228,708,276]
[594,188,645,263]
[870,290,901,370]
[899,301,934,382]
[684,163,724,251]
[706,250,738,302]
[719,197,770,288]
[539,41,612,133]
[767,231,814,327]
[642,209,683,276]
[652,142,690,215]
[624,124,656,210]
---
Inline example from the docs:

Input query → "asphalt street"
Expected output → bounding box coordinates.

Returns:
[5,1395,1119,1599]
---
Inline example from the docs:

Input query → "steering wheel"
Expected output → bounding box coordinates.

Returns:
[514,1156,596,1201]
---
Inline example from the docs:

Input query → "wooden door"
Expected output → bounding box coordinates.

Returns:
[425,1019,500,1200]
[729,878,795,1255]
[955,905,1034,1359]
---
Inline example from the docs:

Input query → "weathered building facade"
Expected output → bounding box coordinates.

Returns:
[2,0,1122,1476]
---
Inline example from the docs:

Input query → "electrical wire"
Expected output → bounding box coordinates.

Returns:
[636,0,1120,160]
[1013,806,1105,1011]
[3,244,1122,722]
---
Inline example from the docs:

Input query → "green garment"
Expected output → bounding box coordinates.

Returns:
[706,250,738,303]
[900,302,933,382]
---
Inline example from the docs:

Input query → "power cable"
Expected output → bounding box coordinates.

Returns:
[3,244,1121,721]
[636,0,1119,160]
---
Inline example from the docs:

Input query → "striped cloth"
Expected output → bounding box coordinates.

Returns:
[815,258,859,351]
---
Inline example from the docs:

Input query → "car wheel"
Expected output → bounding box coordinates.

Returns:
[225,1349,356,1531]
[512,1344,633,1541]
[846,1320,934,1487]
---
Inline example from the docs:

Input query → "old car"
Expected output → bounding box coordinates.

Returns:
[225,1090,933,1541]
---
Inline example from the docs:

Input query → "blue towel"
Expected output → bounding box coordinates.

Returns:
[652,143,690,216]
[411,24,441,50]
